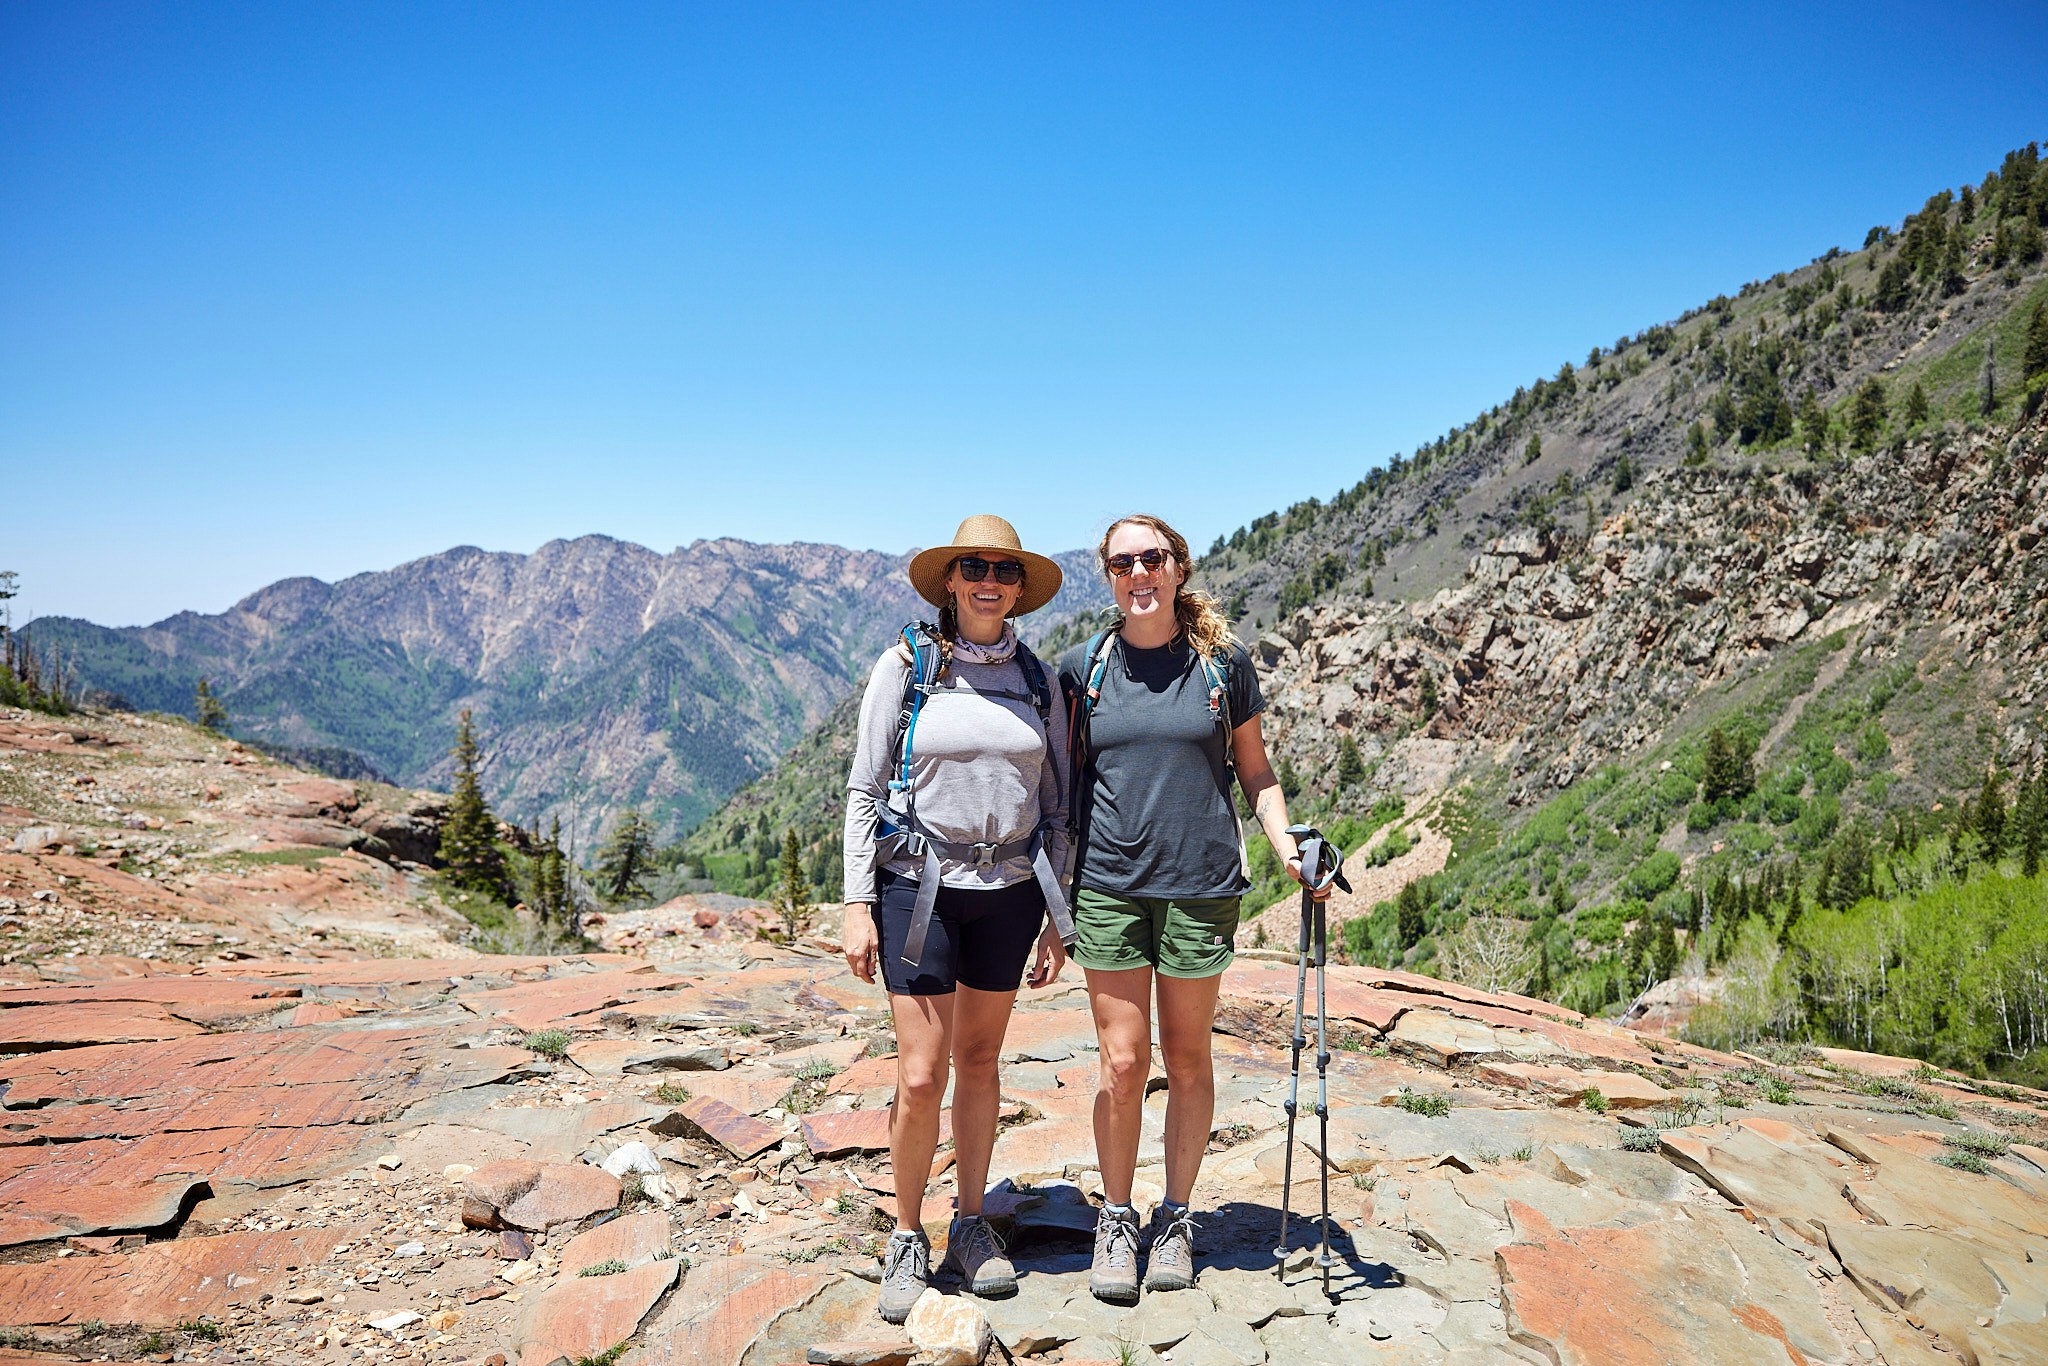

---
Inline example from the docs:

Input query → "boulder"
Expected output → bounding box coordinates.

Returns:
[459,1160,620,1231]
[905,1288,992,1366]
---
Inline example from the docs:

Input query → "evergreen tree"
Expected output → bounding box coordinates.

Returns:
[1334,734,1366,793]
[1685,420,1712,466]
[596,807,654,902]
[2020,760,2044,879]
[1903,382,1929,427]
[1396,881,1425,951]
[1797,391,1829,455]
[1973,770,2008,858]
[1778,865,1805,947]
[438,709,507,896]
[1939,234,1966,296]
[194,677,229,733]
[1849,378,1888,451]
[1982,350,1999,417]
[1418,672,1439,722]
[1524,432,1543,466]
[1874,258,1914,312]
[1651,917,1679,982]
[535,815,573,926]
[2025,302,2048,383]
[1701,725,1754,803]
[1611,453,1635,493]
[1824,822,1874,910]
[776,827,809,939]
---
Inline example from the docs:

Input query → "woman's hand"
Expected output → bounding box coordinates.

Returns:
[1026,923,1067,988]
[1286,854,1336,902]
[843,903,879,984]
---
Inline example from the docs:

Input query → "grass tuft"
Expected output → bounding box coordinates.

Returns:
[523,1029,572,1059]
[1395,1088,1451,1118]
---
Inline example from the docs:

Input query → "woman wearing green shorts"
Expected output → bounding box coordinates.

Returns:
[1058,512,1332,1303]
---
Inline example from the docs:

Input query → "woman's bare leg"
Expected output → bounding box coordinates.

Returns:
[1155,971,1224,1205]
[1084,966,1154,1206]
[889,991,953,1230]
[948,984,1018,1216]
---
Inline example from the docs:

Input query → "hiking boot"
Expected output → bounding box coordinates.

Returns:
[942,1214,1017,1296]
[1089,1203,1141,1303]
[1144,1204,1199,1291]
[877,1228,931,1324]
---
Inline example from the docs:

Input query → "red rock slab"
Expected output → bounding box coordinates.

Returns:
[1352,966,1584,1022]
[288,1000,356,1026]
[0,1025,522,1107]
[460,968,695,1033]
[635,1255,832,1366]
[826,1053,899,1096]
[0,977,301,1012]
[990,1115,1095,1184]
[1497,1200,1843,1365]
[0,1001,205,1051]
[216,954,633,986]
[673,1070,793,1116]
[0,1123,368,1244]
[558,1210,674,1276]
[664,1095,784,1160]
[1477,1062,1674,1111]
[802,1107,953,1159]
[0,1225,353,1327]
[594,966,822,1028]
[994,1008,1098,1062]
[30,955,194,981]
[521,1259,679,1365]
[0,1078,398,1143]
[463,1160,621,1230]
[1220,963,1410,1034]
[1439,998,1654,1068]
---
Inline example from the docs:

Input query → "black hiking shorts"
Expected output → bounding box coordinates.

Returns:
[872,867,1047,996]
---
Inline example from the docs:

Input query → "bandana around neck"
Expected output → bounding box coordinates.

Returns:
[952,623,1018,666]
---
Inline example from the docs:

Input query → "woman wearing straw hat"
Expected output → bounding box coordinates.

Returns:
[1059,512,1330,1303]
[841,513,1077,1324]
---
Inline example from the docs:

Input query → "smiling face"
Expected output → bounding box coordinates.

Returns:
[1103,520,1184,626]
[945,556,1024,641]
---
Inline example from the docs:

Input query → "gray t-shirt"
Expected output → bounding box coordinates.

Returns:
[1060,635,1264,899]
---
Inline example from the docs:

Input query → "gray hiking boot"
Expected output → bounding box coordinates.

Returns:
[942,1214,1017,1296]
[1144,1204,1199,1291]
[877,1228,931,1324]
[1089,1203,1142,1303]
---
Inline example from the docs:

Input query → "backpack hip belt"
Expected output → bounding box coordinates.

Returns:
[872,795,1075,966]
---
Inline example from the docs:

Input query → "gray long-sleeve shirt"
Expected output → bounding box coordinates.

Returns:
[841,645,1071,904]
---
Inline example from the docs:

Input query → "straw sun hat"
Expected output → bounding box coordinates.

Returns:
[907,514,1063,618]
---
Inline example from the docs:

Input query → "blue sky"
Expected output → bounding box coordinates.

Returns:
[5,2,2044,626]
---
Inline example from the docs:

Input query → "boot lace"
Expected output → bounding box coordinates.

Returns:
[955,1215,1006,1265]
[883,1230,929,1293]
[1098,1208,1140,1271]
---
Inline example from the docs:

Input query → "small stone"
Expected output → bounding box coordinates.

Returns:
[369,1311,422,1332]
[904,1287,993,1366]
[806,1341,917,1366]
[500,1260,541,1285]
[393,1241,426,1257]
[377,1154,404,1170]
[285,1290,326,1305]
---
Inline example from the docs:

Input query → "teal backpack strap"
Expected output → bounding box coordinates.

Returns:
[891,622,945,794]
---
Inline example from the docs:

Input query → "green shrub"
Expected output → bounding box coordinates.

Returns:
[1395,1088,1451,1118]
[523,1029,572,1059]
[1619,1126,1664,1152]
[1582,1088,1610,1113]
[578,1258,629,1277]
[1627,852,1682,899]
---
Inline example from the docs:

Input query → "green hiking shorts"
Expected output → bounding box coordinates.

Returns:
[1071,887,1242,979]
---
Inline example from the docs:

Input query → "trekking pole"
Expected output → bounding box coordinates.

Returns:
[1273,824,1349,1295]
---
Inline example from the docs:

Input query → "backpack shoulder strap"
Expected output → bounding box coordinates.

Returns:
[891,622,946,793]
[1013,641,1053,726]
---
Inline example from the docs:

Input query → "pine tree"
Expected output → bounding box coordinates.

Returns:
[1396,881,1425,951]
[776,827,809,940]
[1797,391,1829,455]
[1973,770,2008,859]
[438,709,507,897]
[596,807,653,902]
[1939,234,1966,296]
[1778,866,1805,947]
[1418,672,1438,722]
[1850,378,1888,451]
[1701,725,1753,804]
[2020,760,2044,879]
[1903,382,1929,427]
[2025,302,2048,382]
[1685,420,1712,466]
[1524,432,1543,466]
[1982,350,1999,417]
[533,815,573,926]
[1651,917,1679,982]
[194,677,229,733]
[1335,735,1366,793]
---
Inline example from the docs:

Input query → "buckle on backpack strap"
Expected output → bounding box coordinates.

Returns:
[970,841,999,869]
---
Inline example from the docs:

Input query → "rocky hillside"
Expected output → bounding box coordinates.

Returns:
[29,538,1111,847]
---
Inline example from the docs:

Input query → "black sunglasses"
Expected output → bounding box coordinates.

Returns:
[957,556,1025,585]
[1105,548,1172,576]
